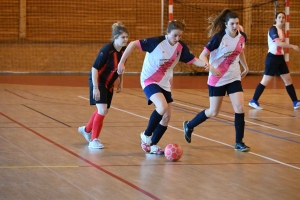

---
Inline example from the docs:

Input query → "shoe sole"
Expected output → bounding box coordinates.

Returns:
[234,148,250,152]
[183,121,191,143]
[88,145,104,149]
[248,103,263,110]
[150,151,164,155]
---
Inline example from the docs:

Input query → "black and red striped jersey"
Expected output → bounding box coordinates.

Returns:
[89,42,126,91]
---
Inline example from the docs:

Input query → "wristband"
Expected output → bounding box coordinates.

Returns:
[93,86,98,89]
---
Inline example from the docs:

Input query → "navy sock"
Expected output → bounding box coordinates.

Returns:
[235,113,245,143]
[286,84,298,102]
[151,124,167,145]
[188,110,208,129]
[252,83,265,101]
[144,110,163,136]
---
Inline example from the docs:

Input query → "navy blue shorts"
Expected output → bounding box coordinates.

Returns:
[89,85,113,108]
[143,84,173,105]
[264,53,289,76]
[208,80,243,97]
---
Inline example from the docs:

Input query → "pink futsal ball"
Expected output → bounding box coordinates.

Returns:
[164,143,183,162]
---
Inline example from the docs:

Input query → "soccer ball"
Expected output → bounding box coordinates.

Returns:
[164,143,183,162]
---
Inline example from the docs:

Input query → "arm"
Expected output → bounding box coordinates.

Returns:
[239,51,249,79]
[91,67,100,101]
[199,49,221,76]
[117,40,140,74]
[192,58,208,68]
[275,40,300,52]
[116,73,123,93]
[199,49,210,64]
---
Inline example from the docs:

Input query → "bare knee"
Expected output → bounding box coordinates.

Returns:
[97,108,108,116]
[206,109,219,117]
[155,103,168,115]
[160,113,171,126]
[234,105,244,113]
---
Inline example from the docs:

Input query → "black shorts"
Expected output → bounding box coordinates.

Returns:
[143,84,173,105]
[208,80,243,97]
[264,53,289,76]
[89,85,113,108]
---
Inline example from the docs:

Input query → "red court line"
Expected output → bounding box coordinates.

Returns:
[0,111,160,200]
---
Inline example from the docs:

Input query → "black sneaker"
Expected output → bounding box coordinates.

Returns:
[183,121,193,143]
[234,142,250,152]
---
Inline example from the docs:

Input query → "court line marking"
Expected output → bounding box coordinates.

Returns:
[0,112,160,200]
[0,166,80,169]
[173,102,300,137]
[0,135,97,200]
[78,96,300,171]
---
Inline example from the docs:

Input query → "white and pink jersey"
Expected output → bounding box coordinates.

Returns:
[138,35,196,91]
[268,26,285,55]
[205,30,246,86]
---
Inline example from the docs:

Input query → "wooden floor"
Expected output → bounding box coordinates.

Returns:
[0,74,300,200]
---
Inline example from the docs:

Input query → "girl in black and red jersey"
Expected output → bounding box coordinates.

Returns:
[249,12,300,110]
[78,22,129,149]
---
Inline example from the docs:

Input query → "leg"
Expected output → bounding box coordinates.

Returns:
[229,92,250,152]
[183,96,223,143]
[151,103,171,146]
[86,111,97,132]
[144,93,168,136]
[141,93,168,153]
[78,110,97,142]
[249,75,273,110]
[88,104,108,149]
[149,104,171,155]
[280,73,300,108]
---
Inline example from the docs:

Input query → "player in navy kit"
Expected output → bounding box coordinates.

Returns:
[117,20,220,154]
[183,9,251,152]
[249,12,300,110]
[78,22,129,149]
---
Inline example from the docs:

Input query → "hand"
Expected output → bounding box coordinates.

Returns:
[208,65,221,76]
[292,45,300,52]
[241,69,249,78]
[117,63,125,74]
[116,82,122,93]
[93,88,100,101]
[203,63,210,71]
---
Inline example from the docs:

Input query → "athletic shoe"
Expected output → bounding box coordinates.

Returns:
[183,121,193,143]
[248,100,263,110]
[150,145,164,155]
[88,138,104,149]
[78,126,91,142]
[293,100,300,109]
[234,142,250,152]
[140,131,151,153]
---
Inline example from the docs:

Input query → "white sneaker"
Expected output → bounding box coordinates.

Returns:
[78,126,91,142]
[140,131,152,153]
[150,145,164,155]
[88,138,104,149]
[249,100,263,110]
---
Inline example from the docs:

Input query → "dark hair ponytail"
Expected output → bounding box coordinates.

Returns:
[207,8,239,37]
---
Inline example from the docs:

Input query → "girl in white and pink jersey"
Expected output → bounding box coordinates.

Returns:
[249,12,300,110]
[117,20,220,155]
[183,9,251,152]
